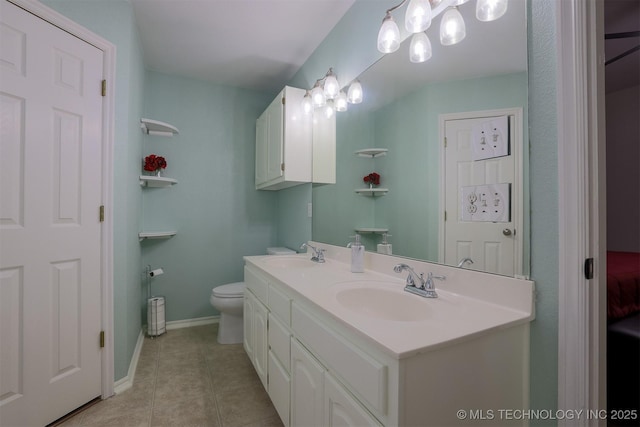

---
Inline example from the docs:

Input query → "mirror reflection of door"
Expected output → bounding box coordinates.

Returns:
[440,109,524,276]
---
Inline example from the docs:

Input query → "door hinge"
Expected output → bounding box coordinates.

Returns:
[444,211,447,221]
[444,137,447,148]
[101,80,107,97]
[282,97,285,105]
[99,205,105,222]
[584,258,594,280]
[99,331,105,348]
[281,163,285,171]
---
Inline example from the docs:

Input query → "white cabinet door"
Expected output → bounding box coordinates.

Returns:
[243,292,254,359]
[255,113,268,186]
[324,374,382,427]
[265,93,284,183]
[253,297,269,389]
[291,339,325,427]
[268,351,290,427]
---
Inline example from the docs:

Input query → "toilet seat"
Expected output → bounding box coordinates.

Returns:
[212,282,244,298]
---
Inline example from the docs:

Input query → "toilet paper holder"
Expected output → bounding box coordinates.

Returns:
[145,265,166,338]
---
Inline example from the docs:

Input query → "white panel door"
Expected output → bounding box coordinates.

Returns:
[0,1,104,425]
[443,115,518,276]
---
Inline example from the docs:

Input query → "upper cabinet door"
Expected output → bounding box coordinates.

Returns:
[265,92,284,183]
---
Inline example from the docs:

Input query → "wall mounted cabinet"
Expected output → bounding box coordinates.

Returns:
[255,86,335,190]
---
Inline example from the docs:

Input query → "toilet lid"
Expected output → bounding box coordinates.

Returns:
[212,282,245,298]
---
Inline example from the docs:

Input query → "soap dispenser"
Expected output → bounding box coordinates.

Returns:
[377,233,392,255]
[348,234,365,273]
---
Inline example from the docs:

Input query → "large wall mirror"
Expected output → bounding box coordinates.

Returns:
[312,0,529,277]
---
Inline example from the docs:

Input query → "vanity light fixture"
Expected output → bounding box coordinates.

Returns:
[302,90,313,115]
[302,69,364,115]
[376,0,508,60]
[439,6,466,46]
[347,80,363,104]
[476,0,508,21]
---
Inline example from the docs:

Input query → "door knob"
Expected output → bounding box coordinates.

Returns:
[503,228,512,236]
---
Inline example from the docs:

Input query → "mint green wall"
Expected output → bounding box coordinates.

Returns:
[41,0,146,381]
[314,72,528,260]
[528,0,559,419]
[141,71,276,322]
[290,0,560,419]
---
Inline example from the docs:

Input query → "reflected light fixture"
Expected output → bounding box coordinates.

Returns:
[335,91,348,112]
[302,90,313,115]
[376,0,508,61]
[409,32,432,63]
[302,69,363,116]
[405,0,432,33]
[377,12,401,53]
[476,0,508,22]
[311,80,326,108]
[323,68,340,99]
[439,6,466,46]
[347,80,363,104]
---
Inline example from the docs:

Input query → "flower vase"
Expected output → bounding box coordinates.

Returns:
[369,183,373,189]
[155,169,162,177]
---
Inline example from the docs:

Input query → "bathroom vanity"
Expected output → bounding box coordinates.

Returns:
[243,243,535,426]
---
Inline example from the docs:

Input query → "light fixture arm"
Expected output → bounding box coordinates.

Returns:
[384,0,408,15]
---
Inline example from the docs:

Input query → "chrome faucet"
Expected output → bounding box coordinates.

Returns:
[299,242,325,263]
[393,263,445,298]
[457,257,474,268]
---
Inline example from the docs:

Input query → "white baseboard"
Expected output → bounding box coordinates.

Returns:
[166,315,219,330]
[112,316,220,394]
[113,329,144,394]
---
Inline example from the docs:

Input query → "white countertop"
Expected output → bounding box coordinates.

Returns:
[244,243,535,359]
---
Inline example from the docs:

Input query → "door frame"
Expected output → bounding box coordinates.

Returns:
[438,107,525,276]
[555,0,606,422]
[8,0,116,399]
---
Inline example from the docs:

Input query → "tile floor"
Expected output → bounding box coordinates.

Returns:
[59,324,283,427]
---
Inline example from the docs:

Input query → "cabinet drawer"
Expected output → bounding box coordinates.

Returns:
[244,266,267,305]
[268,351,290,427]
[268,313,291,372]
[292,303,387,415]
[268,283,291,325]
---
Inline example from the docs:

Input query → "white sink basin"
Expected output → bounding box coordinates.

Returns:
[261,255,324,269]
[333,281,431,322]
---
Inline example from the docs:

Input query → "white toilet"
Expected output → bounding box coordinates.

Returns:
[210,247,295,344]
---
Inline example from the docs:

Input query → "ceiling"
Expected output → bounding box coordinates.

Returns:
[131,0,355,94]
[131,1,638,96]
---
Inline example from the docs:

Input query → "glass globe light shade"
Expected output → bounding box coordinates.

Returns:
[323,70,340,99]
[335,91,348,112]
[347,80,363,104]
[301,91,313,115]
[377,13,400,53]
[440,7,466,46]
[409,32,432,63]
[311,84,326,108]
[324,100,335,119]
[405,0,432,33]
[476,0,508,22]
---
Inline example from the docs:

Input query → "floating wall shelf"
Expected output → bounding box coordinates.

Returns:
[140,118,179,136]
[355,188,389,197]
[354,227,389,234]
[355,148,388,158]
[139,231,177,241]
[139,175,178,187]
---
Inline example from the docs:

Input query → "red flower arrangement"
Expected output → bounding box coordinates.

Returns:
[363,172,381,186]
[144,154,167,173]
